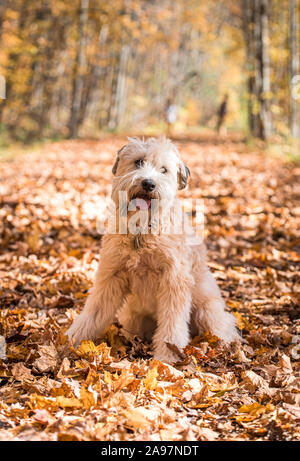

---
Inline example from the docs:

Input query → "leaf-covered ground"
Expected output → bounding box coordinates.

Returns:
[0,135,299,441]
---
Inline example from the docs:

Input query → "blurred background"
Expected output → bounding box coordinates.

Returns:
[0,0,299,144]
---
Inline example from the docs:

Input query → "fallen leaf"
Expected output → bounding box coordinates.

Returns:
[33,343,58,373]
[144,366,158,391]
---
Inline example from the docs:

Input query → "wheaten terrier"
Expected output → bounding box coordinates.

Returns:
[67,137,240,363]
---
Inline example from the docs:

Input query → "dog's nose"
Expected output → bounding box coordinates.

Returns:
[141,179,156,192]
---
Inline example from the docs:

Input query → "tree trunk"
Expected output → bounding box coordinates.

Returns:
[242,0,255,134]
[108,44,130,131]
[290,0,300,138]
[259,0,272,139]
[243,0,272,140]
[0,0,6,100]
[68,0,89,138]
[0,0,8,41]
[78,24,108,129]
[114,44,130,129]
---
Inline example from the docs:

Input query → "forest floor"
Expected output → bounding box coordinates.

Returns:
[0,135,299,441]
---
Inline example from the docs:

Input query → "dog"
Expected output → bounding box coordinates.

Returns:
[67,137,240,363]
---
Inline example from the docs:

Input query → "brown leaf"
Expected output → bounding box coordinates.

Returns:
[11,363,33,382]
[33,343,58,373]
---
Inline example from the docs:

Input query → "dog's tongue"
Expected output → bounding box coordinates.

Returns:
[135,197,151,210]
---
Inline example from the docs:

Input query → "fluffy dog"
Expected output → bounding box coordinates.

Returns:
[67,137,240,363]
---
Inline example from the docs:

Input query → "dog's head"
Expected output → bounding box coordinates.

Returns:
[111,137,190,210]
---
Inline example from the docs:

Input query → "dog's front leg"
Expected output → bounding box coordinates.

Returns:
[67,267,128,347]
[153,278,192,364]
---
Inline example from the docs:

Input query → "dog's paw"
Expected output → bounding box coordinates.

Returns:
[66,312,94,347]
[212,311,242,343]
[154,345,182,364]
[66,323,83,348]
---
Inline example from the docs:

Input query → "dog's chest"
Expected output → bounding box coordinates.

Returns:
[126,250,163,278]
[125,249,162,302]
[123,235,186,281]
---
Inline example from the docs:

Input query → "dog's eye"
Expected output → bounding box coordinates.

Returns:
[135,159,144,168]
[161,166,167,174]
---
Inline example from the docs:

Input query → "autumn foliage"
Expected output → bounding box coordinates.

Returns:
[0,1,299,140]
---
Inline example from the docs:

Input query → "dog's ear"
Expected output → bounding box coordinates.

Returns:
[178,162,190,190]
[112,146,126,175]
[112,157,119,175]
